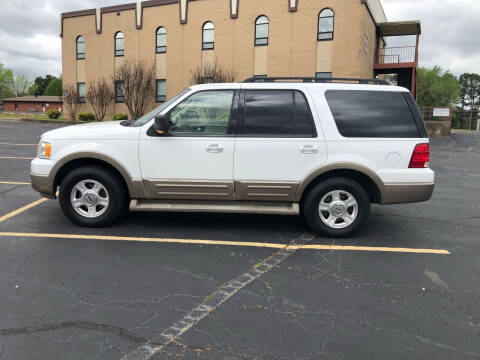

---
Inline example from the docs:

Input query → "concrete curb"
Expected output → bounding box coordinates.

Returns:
[20,118,85,125]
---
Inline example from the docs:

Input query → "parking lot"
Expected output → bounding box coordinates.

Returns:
[0,119,478,359]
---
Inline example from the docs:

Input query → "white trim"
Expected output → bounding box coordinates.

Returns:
[364,0,387,23]
[95,8,101,33]
[136,2,142,27]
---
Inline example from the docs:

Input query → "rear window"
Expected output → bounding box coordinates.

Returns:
[325,90,421,138]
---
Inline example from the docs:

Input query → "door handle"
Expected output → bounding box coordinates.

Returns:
[206,144,224,153]
[299,145,319,154]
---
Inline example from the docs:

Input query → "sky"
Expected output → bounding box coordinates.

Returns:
[0,0,479,80]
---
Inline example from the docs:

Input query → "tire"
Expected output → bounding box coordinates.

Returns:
[59,166,129,227]
[302,177,370,237]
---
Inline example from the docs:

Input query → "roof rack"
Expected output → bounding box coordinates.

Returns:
[243,77,391,85]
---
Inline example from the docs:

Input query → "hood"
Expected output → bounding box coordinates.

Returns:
[41,121,142,141]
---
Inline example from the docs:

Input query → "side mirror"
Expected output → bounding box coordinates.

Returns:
[154,113,170,135]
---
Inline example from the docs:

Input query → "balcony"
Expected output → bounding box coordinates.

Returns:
[375,46,417,67]
[373,21,421,97]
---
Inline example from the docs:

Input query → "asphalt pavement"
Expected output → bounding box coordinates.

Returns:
[0,119,478,360]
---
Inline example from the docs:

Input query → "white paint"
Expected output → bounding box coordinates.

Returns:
[365,0,387,23]
[136,2,142,27]
[96,8,101,33]
[180,0,187,22]
[31,82,435,207]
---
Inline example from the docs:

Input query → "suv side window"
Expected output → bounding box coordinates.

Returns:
[169,90,235,136]
[242,90,316,137]
[325,90,421,138]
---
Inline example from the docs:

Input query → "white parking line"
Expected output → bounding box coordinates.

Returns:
[0,143,36,146]
[0,156,34,160]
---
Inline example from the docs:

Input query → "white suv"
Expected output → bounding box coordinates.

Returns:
[31,78,434,237]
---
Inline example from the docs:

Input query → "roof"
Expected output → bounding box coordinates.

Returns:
[363,0,387,24]
[378,20,422,36]
[189,82,409,93]
[1,96,63,103]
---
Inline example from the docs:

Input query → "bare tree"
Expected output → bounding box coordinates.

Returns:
[114,58,155,119]
[190,60,236,85]
[62,84,80,121]
[12,75,32,96]
[86,77,115,121]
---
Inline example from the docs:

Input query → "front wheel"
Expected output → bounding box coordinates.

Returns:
[59,166,129,227]
[303,177,370,237]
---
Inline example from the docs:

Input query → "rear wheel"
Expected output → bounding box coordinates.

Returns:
[59,166,129,227]
[303,177,370,237]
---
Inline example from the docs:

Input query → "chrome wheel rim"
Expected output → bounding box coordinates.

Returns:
[318,190,358,229]
[70,180,109,218]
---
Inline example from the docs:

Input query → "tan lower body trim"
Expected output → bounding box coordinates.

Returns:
[380,183,434,204]
[235,181,299,201]
[31,174,56,199]
[130,200,299,215]
[144,179,234,200]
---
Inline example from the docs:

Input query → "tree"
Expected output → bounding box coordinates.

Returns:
[114,58,156,119]
[44,77,63,96]
[12,75,32,97]
[190,60,236,84]
[417,66,460,108]
[62,84,80,121]
[29,75,55,96]
[86,77,115,121]
[459,73,480,129]
[0,63,14,99]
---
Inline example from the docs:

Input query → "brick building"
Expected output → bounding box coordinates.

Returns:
[1,96,63,113]
[60,0,420,119]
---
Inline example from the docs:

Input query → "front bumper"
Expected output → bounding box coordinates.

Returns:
[31,158,57,199]
[31,174,56,199]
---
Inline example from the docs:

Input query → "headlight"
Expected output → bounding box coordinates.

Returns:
[38,141,52,159]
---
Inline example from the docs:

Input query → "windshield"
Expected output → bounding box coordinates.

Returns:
[131,88,191,126]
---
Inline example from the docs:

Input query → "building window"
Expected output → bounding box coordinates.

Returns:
[202,22,214,50]
[316,72,332,81]
[318,8,334,41]
[77,82,86,103]
[255,15,269,46]
[115,80,124,103]
[76,36,85,59]
[156,27,167,53]
[201,77,214,84]
[253,75,268,82]
[156,79,166,102]
[115,32,124,57]
[14,102,18,110]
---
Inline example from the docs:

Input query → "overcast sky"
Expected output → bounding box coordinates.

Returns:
[0,0,478,80]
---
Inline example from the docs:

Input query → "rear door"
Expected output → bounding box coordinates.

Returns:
[234,87,327,201]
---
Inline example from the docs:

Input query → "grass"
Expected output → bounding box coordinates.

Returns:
[0,112,81,123]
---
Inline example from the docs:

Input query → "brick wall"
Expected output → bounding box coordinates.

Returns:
[2,102,63,113]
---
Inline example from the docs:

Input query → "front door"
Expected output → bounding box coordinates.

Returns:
[139,89,238,200]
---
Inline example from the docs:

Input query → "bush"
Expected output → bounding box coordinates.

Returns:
[78,112,95,122]
[113,113,128,120]
[46,110,61,119]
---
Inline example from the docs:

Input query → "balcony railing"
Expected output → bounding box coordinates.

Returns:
[375,46,417,65]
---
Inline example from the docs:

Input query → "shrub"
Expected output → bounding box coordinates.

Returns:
[78,112,95,122]
[113,113,129,120]
[46,109,61,119]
